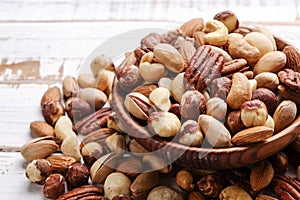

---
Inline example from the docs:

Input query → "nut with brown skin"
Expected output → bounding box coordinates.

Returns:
[130,172,160,199]
[40,86,61,106]
[271,174,300,200]
[30,121,54,138]
[78,87,107,110]
[81,142,104,167]
[252,87,278,114]
[42,100,65,126]
[219,185,252,200]
[177,120,204,147]
[25,159,52,185]
[273,100,297,133]
[214,10,239,33]
[197,173,225,198]
[180,90,206,120]
[46,155,77,175]
[225,110,245,134]
[56,185,104,200]
[297,165,300,181]
[133,83,158,98]
[187,191,206,200]
[250,160,274,191]
[240,99,268,127]
[65,163,90,187]
[176,169,195,192]
[269,152,289,175]
[65,97,91,122]
[116,156,142,180]
[43,173,66,199]
[180,18,204,37]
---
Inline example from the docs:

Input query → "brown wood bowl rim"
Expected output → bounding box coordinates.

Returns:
[111,35,300,170]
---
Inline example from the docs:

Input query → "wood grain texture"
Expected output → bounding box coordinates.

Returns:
[0,0,300,198]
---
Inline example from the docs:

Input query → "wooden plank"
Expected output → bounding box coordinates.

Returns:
[0,152,42,199]
[0,0,299,23]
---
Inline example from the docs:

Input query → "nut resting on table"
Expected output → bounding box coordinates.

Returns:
[20,10,300,200]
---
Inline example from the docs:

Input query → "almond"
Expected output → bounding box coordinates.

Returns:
[30,121,54,138]
[40,86,61,106]
[180,18,204,37]
[250,160,274,191]
[46,155,77,174]
[231,126,273,146]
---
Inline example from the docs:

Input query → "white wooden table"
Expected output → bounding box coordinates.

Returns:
[0,0,300,199]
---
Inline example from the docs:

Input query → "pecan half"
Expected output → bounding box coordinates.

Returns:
[160,29,183,46]
[272,175,300,200]
[80,128,115,148]
[184,45,224,92]
[278,68,300,90]
[141,33,161,51]
[57,185,104,200]
[73,107,112,135]
[221,58,247,75]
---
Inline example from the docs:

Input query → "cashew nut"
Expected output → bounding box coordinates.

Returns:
[203,19,228,46]
[227,33,260,65]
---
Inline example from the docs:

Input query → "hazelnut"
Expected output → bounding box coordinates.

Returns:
[264,115,275,129]
[197,173,225,198]
[25,159,52,185]
[65,163,90,187]
[42,100,65,126]
[43,173,66,199]
[252,88,277,114]
[176,169,195,192]
[225,110,245,134]
[104,172,131,200]
[148,111,181,138]
[177,120,204,147]
[240,99,268,127]
[180,90,206,120]
[65,97,91,122]
[81,142,104,166]
[214,10,239,33]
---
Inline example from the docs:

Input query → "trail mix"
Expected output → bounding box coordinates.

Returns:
[21,10,300,199]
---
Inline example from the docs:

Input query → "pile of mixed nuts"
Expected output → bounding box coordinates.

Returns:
[21,10,300,199]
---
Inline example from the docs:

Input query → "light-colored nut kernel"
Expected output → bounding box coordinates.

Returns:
[244,32,273,56]
[252,25,277,51]
[206,97,227,121]
[81,142,104,166]
[130,172,160,199]
[21,136,58,161]
[139,62,166,82]
[90,55,114,76]
[219,185,252,200]
[226,72,252,109]
[62,76,79,98]
[147,186,184,200]
[25,159,52,185]
[158,77,173,92]
[210,45,233,62]
[78,87,107,110]
[95,69,115,95]
[178,120,204,147]
[128,139,149,156]
[176,169,195,192]
[105,133,126,156]
[153,43,186,73]
[264,115,275,129]
[214,10,239,33]
[227,33,260,65]
[30,121,54,138]
[140,51,154,63]
[90,153,117,184]
[77,74,96,88]
[180,90,206,120]
[198,114,232,148]
[171,72,186,103]
[240,99,268,127]
[203,19,228,46]
[54,115,76,142]
[256,194,278,200]
[249,79,257,92]
[253,51,286,75]
[148,111,181,138]
[104,172,131,200]
[254,72,279,91]
[273,100,297,133]
[149,87,171,111]
[124,92,152,120]
[60,135,81,162]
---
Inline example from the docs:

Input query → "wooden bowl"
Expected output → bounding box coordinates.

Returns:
[111,36,300,170]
